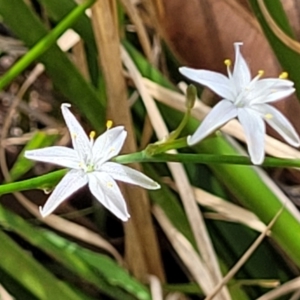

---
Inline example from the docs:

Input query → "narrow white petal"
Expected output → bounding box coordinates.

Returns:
[61,103,91,160]
[232,43,251,91]
[40,169,88,217]
[92,126,127,164]
[100,162,160,189]
[25,146,80,169]
[249,79,294,104]
[179,67,234,100]
[255,78,294,89]
[238,108,266,165]
[255,104,300,147]
[88,172,130,221]
[188,100,237,145]
[256,88,295,104]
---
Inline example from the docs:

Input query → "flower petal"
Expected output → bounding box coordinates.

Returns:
[61,103,91,160]
[88,172,130,221]
[187,100,237,145]
[238,108,266,164]
[249,79,295,104]
[40,169,87,217]
[100,162,160,189]
[232,42,251,91]
[25,146,80,169]
[179,67,234,100]
[254,104,300,147]
[254,78,294,90]
[93,126,127,165]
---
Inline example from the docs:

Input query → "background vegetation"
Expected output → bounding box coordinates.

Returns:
[1,0,300,299]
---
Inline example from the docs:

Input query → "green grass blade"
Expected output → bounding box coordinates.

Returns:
[37,0,99,86]
[0,0,94,90]
[0,229,85,300]
[0,0,105,129]
[249,0,300,98]
[0,205,151,300]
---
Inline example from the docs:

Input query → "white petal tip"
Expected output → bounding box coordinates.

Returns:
[250,156,264,165]
[290,136,300,147]
[234,42,243,47]
[187,135,198,146]
[39,206,49,218]
[24,151,30,158]
[291,141,300,148]
[61,103,71,109]
[179,66,191,76]
[151,182,161,190]
[120,214,131,222]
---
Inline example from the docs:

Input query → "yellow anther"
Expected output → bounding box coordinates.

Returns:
[72,133,77,139]
[265,113,273,119]
[107,182,113,188]
[106,120,113,129]
[258,70,264,77]
[279,72,288,79]
[89,131,96,139]
[224,59,231,67]
[109,147,115,153]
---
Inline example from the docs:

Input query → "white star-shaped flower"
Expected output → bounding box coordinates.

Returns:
[179,42,300,164]
[25,103,160,221]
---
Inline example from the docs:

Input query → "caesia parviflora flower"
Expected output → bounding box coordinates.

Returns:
[25,103,160,221]
[179,42,300,164]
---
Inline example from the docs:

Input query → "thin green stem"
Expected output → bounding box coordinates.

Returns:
[167,110,191,141]
[1,153,300,197]
[114,152,300,168]
[159,85,196,142]
[0,0,95,90]
[145,137,188,155]
[0,170,66,195]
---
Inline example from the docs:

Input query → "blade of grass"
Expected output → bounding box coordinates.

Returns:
[249,0,300,98]
[37,0,99,86]
[0,230,85,300]
[0,205,150,300]
[0,0,105,129]
[0,0,93,90]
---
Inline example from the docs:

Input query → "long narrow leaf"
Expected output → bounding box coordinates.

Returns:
[0,0,105,129]
[0,229,84,300]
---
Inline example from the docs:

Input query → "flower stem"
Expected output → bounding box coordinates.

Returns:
[114,152,300,168]
[1,154,300,197]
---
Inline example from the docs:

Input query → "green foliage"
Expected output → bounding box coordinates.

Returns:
[1,0,300,299]
[0,0,105,129]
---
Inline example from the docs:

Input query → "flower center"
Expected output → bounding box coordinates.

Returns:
[79,161,95,173]
[234,70,264,107]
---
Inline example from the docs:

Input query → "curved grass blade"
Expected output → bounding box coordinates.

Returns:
[0,205,151,300]
[0,0,105,130]
[0,229,86,300]
[249,0,300,99]
[37,0,99,87]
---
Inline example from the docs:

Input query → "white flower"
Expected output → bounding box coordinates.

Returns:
[25,103,160,221]
[179,42,300,164]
